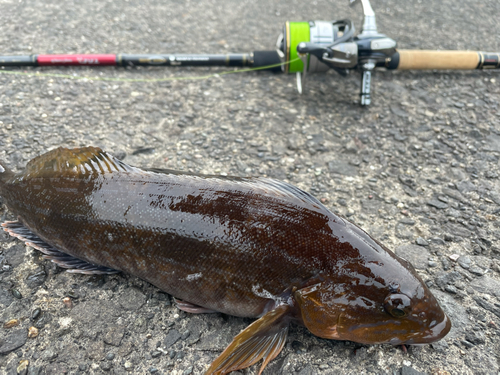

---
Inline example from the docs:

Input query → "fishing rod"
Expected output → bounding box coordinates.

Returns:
[1,0,499,105]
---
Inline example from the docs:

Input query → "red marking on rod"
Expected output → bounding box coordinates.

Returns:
[37,54,117,66]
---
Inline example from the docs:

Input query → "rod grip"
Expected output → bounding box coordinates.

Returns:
[252,50,282,72]
[396,50,479,70]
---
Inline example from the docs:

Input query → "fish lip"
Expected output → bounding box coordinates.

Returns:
[401,313,452,345]
[425,313,452,341]
[342,310,452,346]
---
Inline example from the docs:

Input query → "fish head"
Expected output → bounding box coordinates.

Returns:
[336,280,451,346]
[291,217,451,345]
[294,268,451,345]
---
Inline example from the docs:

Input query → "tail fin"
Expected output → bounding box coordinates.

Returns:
[0,160,14,189]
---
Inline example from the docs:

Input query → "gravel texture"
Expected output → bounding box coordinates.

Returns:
[1,0,500,374]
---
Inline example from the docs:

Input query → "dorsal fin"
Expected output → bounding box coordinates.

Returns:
[23,147,325,209]
[250,177,325,207]
[143,167,326,208]
[24,146,138,178]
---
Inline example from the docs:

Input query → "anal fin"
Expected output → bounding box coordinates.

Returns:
[206,305,290,375]
[174,298,218,314]
[2,221,119,275]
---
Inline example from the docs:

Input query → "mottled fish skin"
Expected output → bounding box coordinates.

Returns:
[0,147,451,374]
[1,147,339,317]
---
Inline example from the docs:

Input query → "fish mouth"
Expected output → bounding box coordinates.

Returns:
[387,313,451,346]
[402,313,451,345]
[338,310,452,345]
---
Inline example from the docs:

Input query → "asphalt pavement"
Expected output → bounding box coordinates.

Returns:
[0,0,499,374]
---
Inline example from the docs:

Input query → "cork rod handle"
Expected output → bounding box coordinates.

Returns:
[397,50,479,70]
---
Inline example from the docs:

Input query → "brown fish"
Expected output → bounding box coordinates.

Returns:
[0,147,451,374]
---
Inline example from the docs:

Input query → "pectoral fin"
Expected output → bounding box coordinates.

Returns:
[205,305,290,375]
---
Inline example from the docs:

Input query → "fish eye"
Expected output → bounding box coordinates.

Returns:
[391,308,406,318]
[384,293,412,318]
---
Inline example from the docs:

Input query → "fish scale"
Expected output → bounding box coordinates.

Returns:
[0,146,451,375]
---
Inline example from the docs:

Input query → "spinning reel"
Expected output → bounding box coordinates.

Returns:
[277,0,396,105]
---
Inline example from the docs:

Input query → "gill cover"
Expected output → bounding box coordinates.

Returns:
[294,283,342,340]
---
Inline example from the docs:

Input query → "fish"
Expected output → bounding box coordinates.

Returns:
[0,146,451,374]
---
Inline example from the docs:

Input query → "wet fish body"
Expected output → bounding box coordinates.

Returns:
[0,147,451,374]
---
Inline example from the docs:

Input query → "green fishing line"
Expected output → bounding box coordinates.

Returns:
[287,22,310,73]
